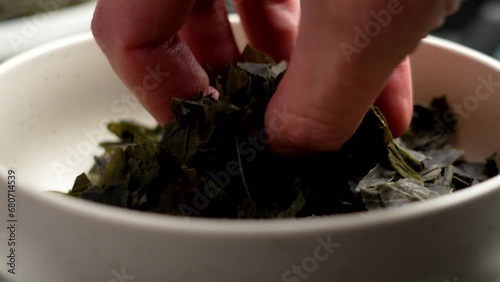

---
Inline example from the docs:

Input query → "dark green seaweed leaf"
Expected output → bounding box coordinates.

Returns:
[239,45,276,64]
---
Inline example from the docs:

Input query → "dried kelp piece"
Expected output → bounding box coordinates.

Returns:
[236,61,287,80]
[423,146,464,167]
[486,154,500,177]
[239,45,276,64]
[357,98,496,209]
[68,128,162,209]
[424,183,454,195]
[450,154,499,190]
[433,165,455,187]
[419,165,443,183]
[361,178,452,210]
[356,108,422,179]
[70,173,93,194]
[105,121,163,143]
[68,148,131,207]
[394,139,430,163]
[355,164,397,193]
[399,97,457,151]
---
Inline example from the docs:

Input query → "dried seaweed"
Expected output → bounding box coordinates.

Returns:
[66,46,498,218]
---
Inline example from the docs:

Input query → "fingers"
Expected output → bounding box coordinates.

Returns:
[179,0,239,67]
[92,0,213,125]
[265,0,458,154]
[374,57,413,138]
[233,0,301,61]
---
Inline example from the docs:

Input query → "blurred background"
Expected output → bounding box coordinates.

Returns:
[433,0,500,59]
[0,0,499,62]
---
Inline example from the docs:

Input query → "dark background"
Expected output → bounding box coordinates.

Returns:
[225,0,500,60]
[434,0,500,58]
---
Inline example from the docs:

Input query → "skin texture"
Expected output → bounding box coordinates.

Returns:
[91,0,460,154]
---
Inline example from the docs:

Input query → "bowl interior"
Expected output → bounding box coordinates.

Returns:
[0,18,500,203]
[0,33,158,193]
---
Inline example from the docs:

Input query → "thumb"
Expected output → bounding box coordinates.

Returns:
[265,0,460,154]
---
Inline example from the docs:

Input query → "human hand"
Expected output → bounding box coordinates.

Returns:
[91,0,460,154]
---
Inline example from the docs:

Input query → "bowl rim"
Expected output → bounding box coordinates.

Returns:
[2,24,500,236]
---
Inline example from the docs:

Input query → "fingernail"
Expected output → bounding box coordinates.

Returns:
[204,86,220,100]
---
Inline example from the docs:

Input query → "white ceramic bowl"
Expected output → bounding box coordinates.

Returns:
[1,17,500,282]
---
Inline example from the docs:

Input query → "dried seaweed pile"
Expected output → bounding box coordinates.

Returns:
[66,46,498,218]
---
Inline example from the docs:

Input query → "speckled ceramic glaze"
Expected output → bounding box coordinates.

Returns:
[1,16,500,282]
